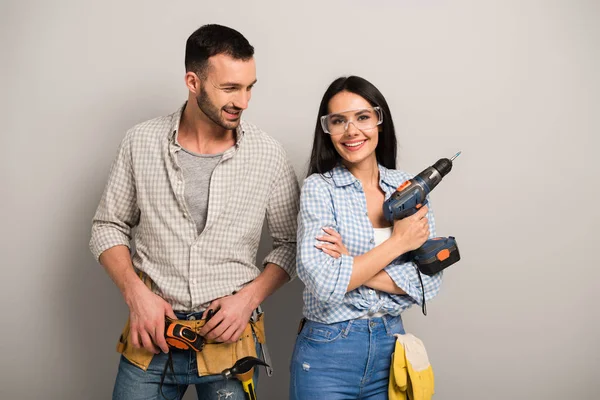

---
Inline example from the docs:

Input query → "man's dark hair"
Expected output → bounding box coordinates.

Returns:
[307,76,398,177]
[185,24,254,77]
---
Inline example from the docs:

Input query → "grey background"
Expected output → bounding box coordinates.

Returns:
[1,0,599,399]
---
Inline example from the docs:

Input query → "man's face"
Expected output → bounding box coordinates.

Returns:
[196,54,257,131]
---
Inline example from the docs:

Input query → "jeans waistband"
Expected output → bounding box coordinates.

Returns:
[305,314,402,335]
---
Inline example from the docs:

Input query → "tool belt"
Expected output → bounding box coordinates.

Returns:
[116,275,266,376]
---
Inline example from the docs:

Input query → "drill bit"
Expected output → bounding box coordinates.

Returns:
[450,151,461,161]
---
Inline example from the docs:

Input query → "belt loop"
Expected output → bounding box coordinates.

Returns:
[342,319,353,337]
[382,314,391,334]
[383,314,401,335]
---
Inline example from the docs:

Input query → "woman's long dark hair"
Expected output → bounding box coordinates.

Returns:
[307,76,397,177]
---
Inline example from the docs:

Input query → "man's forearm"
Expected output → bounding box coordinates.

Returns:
[98,245,146,305]
[364,270,406,295]
[99,244,175,353]
[238,263,290,309]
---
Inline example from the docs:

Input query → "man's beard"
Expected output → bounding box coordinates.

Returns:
[196,85,241,131]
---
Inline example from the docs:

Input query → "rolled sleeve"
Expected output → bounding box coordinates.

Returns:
[384,198,443,305]
[262,151,300,279]
[296,177,353,306]
[89,132,140,261]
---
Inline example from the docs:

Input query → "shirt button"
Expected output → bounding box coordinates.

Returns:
[369,289,375,295]
[370,239,374,244]
[188,315,196,321]
[365,212,368,216]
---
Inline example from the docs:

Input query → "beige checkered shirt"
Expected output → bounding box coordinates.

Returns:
[90,105,300,311]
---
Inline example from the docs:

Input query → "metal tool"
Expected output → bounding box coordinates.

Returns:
[222,356,270,400]
[251,306,273,377]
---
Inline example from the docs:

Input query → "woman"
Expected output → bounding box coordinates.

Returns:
[290,76,443,399]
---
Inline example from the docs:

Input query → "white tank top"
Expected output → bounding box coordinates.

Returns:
[359,227,393,319]
[373,227,392,245]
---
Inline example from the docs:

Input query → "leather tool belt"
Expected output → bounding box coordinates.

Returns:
[115,274,266,376]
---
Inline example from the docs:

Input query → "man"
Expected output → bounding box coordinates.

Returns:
[90,24,299,399]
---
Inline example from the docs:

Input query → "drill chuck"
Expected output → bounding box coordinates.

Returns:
[415,157,455,193]
[433,158,453,177]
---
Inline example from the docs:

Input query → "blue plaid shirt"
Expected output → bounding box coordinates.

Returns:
[297,164,443,323]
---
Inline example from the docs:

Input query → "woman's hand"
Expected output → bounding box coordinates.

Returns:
[315,227,349,259]
[391,205,430,252]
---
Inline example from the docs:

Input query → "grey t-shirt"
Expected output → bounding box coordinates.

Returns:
[177,148,223,234]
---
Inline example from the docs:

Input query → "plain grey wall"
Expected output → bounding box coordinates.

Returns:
[1,0,599,399]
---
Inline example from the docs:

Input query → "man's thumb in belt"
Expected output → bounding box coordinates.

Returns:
[164,302,176,319]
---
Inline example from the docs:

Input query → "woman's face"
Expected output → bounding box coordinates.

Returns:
[326,91,380,168]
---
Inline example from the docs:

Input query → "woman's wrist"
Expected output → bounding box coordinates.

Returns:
[387,234,409,258]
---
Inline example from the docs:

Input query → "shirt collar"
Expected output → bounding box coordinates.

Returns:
[330,163,396,189]
[168,102,246,150]
[168,103,185,144]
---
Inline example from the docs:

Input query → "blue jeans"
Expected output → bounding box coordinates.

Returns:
[113,311,261,400]
[289,315,405,400]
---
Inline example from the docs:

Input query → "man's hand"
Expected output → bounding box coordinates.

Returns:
[198,291,256,344]
[125,280,177,354]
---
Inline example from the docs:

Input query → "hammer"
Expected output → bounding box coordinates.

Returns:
[221,356,270,400]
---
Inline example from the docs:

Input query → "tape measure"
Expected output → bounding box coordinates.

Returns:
[164,317,205,352]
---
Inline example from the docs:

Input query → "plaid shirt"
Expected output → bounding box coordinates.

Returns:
[90,104,300,311]
[297,164,442,323]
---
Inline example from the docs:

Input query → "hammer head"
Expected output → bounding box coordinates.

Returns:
[221,356,270,380]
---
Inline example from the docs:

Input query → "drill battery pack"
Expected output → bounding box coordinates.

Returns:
[412,236,460,276]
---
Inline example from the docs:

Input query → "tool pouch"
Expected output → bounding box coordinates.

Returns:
[116,271,155,371]
[196,312,266,376]
[115,274,267,375]
[116,316,155,371]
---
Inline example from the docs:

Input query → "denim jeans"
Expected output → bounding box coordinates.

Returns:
[113,311,261,400]
[289,314,405,400]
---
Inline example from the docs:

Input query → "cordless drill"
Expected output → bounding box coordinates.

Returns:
[383,152,461,276]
